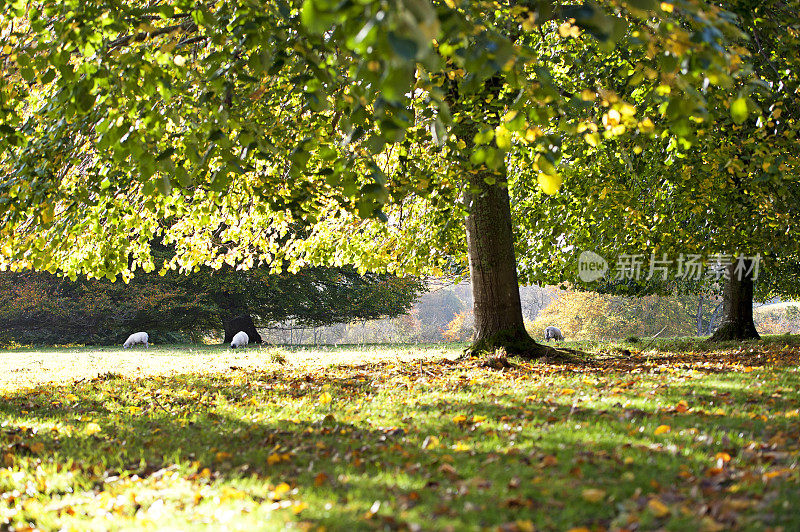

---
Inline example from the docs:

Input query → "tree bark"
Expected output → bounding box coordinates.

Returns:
[709,260,760,341]
[463,167,547,358]
[223,314,263,344]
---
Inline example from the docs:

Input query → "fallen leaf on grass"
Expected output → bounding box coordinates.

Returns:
[422,435,440,450]
[654,424,671,435]
[715,452,731,464]
[647,497,670,517]
[314,472,329,486]
[699,516,725,532]
[272,482,291,499]
[541,454,558,467]
[29,442,45,454]
[581,488,605,502]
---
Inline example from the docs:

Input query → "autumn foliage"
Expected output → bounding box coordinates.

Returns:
[530,290,710,340]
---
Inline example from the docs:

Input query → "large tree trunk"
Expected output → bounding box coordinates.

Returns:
[223,314,263,345]
[463,167,548,358]
[709,260,760,341]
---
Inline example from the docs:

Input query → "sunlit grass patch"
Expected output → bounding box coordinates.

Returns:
[0,340,798,530]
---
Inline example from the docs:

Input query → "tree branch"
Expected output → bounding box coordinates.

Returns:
[107,20,198,52]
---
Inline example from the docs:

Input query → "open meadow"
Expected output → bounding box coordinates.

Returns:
[1,338,799,531]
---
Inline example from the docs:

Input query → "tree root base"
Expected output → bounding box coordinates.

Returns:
[463,330,588,362]
[708,322,760,342]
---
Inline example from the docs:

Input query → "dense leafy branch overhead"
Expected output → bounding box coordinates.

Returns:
[0,0,760,279]
[512,0,800,289]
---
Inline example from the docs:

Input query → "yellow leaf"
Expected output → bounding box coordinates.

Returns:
[538,173,563,195]
[660,2,674,13]
[699,517,725,532]
[584,132,600,147]
[318,392,332,405]
[452,415,467,424]
[215,451,232,462]
[647,497,670,517]
[495,125,512,150]
[85,423,102,436]
[453,441,470,452]
[514,520,535,532]
[291,502,308,515]
[472,415,486,423]
[654,424,671,435]
[715,452,731,463]
[638,117,655,133]
[267,453,282,465]
[422,435,440,450]
[561,388,576,395]
[524,127,543,142]
[581,488,606,502]
[273,482,291,499]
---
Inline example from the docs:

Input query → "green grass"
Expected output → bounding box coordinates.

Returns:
[1,339,799,530]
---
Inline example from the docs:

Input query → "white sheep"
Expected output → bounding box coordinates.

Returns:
[230,331,249,349]
[123,331,149,348]
[544,326,564,342]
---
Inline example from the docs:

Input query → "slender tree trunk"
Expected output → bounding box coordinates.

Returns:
[709,261,760,341]
[696,297,703,336]
[707,301,723,335]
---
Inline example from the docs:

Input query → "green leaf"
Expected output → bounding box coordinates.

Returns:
[387,32,418,60]
[629,0,660,11]
[156,174,173,195]
[731,97,748,124]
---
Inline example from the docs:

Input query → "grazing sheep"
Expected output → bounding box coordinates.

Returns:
[123,331,149,348]
[544,326,564,342]
[230,331,249,349]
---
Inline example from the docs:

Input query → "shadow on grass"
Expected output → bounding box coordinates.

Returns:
[1,363,798,530]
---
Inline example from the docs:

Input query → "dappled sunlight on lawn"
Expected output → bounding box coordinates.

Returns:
[0,344,461,391]
[0,342,799,530]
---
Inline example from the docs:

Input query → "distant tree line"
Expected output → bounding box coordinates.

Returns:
[0,264,424,346]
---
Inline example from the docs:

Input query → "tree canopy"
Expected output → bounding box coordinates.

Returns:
[0,0,753,277]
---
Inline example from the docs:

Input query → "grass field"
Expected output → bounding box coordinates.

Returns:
[1,337,799,530]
